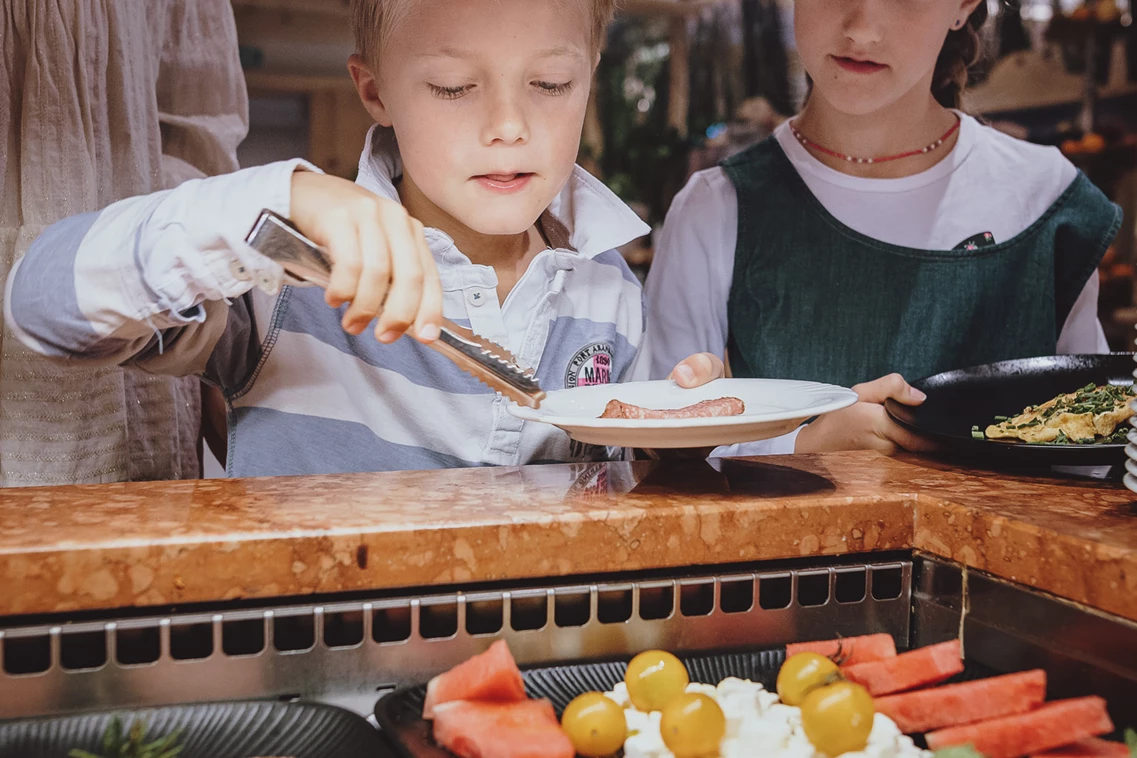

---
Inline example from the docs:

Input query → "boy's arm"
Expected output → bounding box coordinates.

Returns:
[4,161,306,377]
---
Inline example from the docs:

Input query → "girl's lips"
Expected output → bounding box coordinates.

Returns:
[474,173,534,192]
[833,56,887,74]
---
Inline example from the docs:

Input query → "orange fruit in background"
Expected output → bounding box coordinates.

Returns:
[1061,139,1082,155]
[1081,133,1106,152]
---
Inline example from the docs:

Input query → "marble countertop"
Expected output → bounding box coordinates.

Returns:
[2,452,1135,621]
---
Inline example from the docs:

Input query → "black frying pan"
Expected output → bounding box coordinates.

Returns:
[885,354,1135,466]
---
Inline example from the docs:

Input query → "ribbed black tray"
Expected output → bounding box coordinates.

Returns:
[374,646,997,758]
[0,700,390,758]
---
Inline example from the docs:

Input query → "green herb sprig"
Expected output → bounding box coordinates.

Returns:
[68,716,183,758]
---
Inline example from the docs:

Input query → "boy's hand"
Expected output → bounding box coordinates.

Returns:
[669,352,726,387]
[795,373,935,455]
[289,171,442,344]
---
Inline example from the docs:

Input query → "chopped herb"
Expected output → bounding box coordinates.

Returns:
[1124,727,1136,757]
[982,383,1135,445]
[69,717,183,758]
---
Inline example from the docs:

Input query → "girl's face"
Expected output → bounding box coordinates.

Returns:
[794,0,982,116]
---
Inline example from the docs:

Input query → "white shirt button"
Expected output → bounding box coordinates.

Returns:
[467,289,488,307]
[229,258,252,282]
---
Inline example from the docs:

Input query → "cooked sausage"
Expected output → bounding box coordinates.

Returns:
[599,397,745,420]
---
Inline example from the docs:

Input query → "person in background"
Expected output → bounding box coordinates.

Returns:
[6,0,724,478]
[0,1,246,485]
[643,0,1122,456]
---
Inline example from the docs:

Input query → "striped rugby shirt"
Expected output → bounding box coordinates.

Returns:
[5,126,650,477]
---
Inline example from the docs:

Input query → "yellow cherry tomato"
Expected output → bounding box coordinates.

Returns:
[561,692,626,757]
[776,652,839,706]
[801,681,875,757]
[624,650,689,712]
[659,692,726,758]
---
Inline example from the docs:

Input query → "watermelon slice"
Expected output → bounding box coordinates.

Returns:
[926,696,1115,758]
[422,640,526,719]
[786,633,897,665]
[1032,738,1131,758]
[874,669,1046,733]
[432,698,574,758]
[842,639,963,696]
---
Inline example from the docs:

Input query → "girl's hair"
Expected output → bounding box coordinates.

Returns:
[932,2,990,109]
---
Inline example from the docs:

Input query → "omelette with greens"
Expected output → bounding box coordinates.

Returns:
[980,383,1136,445]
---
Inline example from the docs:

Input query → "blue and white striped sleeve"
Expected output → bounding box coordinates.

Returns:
[4,159,311,377]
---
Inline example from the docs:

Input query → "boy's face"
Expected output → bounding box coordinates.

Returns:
[794,0,981,116]
[361,0,594,237]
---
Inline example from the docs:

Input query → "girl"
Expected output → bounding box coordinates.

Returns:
[646,0,1122,454]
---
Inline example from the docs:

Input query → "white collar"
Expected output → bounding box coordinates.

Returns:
[354,125,649,259]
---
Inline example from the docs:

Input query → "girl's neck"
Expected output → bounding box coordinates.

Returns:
[794,90,960,179]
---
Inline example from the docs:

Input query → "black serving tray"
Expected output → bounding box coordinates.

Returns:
[374,648,786,758]
[885,353,1134,467]
[0,699,390,758]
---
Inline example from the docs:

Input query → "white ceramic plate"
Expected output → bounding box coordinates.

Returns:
[508,378,858,448]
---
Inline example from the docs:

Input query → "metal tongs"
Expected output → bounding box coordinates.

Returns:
[245,210,545,408]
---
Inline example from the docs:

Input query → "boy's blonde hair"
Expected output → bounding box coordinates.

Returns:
[351,0,616,67]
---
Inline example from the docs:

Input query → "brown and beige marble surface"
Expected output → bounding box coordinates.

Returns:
[2,452,1136,621]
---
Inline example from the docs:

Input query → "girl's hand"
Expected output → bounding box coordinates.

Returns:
[669,352,726,388]
[638,353,726,459]
[795,373,935,454]
[289,171,442,344]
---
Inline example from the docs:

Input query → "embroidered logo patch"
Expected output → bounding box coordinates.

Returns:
[565,342,614,388]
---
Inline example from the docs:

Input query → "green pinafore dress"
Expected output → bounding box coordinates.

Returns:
[720,138,1123,388]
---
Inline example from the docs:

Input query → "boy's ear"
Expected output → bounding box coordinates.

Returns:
[958,0,984,23]
[348,53,393,127]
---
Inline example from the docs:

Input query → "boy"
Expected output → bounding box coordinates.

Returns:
[6,0,722,477]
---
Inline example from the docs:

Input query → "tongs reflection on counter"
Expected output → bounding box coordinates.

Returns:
[245,209,545,409]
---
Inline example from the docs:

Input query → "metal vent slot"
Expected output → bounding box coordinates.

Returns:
[323,608,365,649]
[835,568,868,604]
[758,573,792,609]
[679,581,715,617]
[510,591,548,632]
[465,595,504,636]
[638,582,675,621]
[597,586,633,624]
[222,615,266,657]
[2,630,51,676]
[116,623,161,666]
[273,611,316,653]
[373,602,412,644]
[719,578,754,614]
[871,564,905,600]
[797,571,831,607]
[169,620,212,661]
[553,588,590,628]
[419,599,459,640]
[60,628,106,672]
